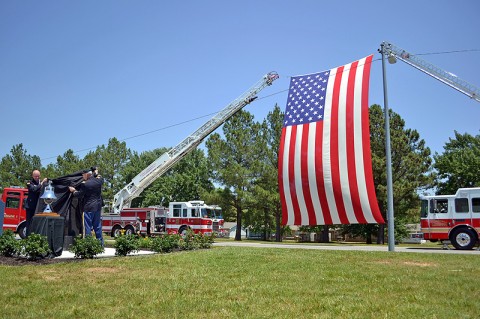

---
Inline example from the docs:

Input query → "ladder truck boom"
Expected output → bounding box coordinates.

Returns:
[112,71,279,214]
[382,41,480,103]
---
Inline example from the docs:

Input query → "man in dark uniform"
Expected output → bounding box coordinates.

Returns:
[68,168,104,245]
[25,169,48,236]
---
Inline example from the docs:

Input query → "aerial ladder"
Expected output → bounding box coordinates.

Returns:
[381,41,480,103]
[112,71,279,214]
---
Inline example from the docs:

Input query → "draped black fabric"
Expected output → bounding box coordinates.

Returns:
[34,170,86,237]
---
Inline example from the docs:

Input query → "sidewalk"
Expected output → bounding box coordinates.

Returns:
[57,247,155,259]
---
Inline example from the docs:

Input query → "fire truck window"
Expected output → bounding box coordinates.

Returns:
[182,209,188,217]
[454,198,469,213]
[191,209,198,217]
[420,200,428,218]
[434,199,448,213]
[173,204,181,217]
[472,198,480,213]
[6,197,20,209]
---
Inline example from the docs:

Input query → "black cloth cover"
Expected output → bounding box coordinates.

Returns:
[34,170,86,238]
[31,214,65,256]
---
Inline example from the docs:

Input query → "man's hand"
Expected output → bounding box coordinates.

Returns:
[68,186,76,193]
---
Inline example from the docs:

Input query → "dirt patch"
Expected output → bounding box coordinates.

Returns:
[402,261,435,267]
[376,260,436,267]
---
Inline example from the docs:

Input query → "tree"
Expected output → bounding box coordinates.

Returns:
[366,104,434,243]
[83,137,132,203]
[45,149,84,178]
[248,104,283,241]
[120,147,213,208]
[0,144,42,192]
[205,110,262,241]
[433,131,480,194]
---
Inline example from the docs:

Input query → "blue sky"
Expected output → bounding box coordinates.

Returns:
[1,1,479,166]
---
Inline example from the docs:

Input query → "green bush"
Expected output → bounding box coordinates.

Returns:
[150,235,181,253]
[138,236,152,249]
[195,232,215,249]
[179,229,199,251]
[69,235,105,259]
[114,234,140,256]
[19,233,50,260]
[0,229,20,257]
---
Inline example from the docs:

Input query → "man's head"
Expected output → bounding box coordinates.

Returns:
[82,169,93,180]
[32,170,41,182]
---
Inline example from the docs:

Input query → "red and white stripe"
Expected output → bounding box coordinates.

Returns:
[279,55,384,226]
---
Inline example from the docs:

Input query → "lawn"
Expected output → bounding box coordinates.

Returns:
[1,246,478,318]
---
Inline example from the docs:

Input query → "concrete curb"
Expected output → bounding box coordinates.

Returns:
[57,247,155,259]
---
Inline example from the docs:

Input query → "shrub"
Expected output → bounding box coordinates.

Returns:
[69,235,105,259]
[0,229,20,257]
[150,235,180,253]
[195,232,215,249]
[19,233,50,260]
[179,229,199,251]
[138,236,152,249]
[114,234,140,256]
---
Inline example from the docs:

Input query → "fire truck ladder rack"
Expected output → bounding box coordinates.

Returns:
[112,71,279,214]
[382,41,480,103]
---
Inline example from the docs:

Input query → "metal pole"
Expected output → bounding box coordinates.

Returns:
[380,42,395,251]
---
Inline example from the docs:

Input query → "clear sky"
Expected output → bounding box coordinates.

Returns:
[1,1,479,166]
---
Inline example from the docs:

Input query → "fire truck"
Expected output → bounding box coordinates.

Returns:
[1,187,29,238]
[381,42,479,249]
[420,188,480,250]
[102,200,225,237]
[102,71,279,236]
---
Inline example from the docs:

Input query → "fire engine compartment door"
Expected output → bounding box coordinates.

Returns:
[428,198,450,236]
[453,194,473,226]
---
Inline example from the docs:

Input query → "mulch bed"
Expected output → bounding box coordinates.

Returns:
[0,255,84,266]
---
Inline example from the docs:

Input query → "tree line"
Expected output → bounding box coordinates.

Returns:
[1,104,479,243]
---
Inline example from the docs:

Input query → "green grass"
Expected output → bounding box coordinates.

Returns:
[1,247,478,318]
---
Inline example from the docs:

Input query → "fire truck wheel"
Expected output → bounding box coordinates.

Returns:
[124,225,136,236]
[111,226,122,238]
[17,224,27,239]
[450,228,477,250]
[178,226,189,236]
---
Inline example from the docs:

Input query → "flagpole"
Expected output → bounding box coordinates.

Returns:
[380,42,395,252]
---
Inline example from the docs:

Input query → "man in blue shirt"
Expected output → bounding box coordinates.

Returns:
[69,168,104,245]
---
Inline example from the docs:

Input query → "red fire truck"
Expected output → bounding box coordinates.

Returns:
[420,187,480,250]
[1,187,29,238]
[102,200,225,237]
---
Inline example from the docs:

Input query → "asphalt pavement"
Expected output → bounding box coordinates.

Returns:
[212,241,480,255]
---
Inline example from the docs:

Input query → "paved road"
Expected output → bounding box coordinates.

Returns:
[213,241,480,255]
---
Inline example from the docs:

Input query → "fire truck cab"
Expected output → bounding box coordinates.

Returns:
[420,187,480,250]
[1,187,28,238]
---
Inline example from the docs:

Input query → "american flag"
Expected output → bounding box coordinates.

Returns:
[278,55,384,226]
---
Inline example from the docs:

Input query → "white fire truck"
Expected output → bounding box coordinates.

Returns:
[101,72,279,236]
[420,188,480,250]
